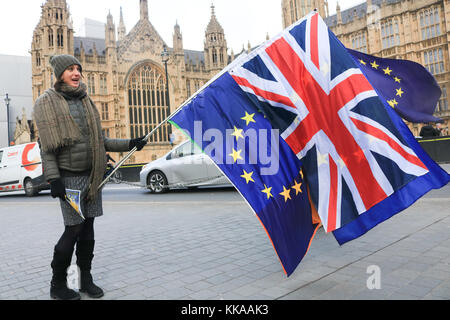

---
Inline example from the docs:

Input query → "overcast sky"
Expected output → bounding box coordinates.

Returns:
[0,0,362,57]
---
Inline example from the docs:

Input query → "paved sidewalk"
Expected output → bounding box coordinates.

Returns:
[0,166,449,300]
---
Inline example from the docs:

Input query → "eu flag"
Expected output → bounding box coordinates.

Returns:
[170,73,320,276]
[348,49,442,123]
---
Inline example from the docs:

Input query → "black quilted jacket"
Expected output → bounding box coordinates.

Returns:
[40,96,130,181]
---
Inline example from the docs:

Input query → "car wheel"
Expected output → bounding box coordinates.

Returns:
[24,178,38,197]
[147,171,168,194]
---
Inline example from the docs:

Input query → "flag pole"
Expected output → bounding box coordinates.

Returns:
[98,53,249,190]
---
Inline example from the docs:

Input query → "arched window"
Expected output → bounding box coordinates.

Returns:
[212,48,217,64]
[57,28,64,47]
[88,74,96,95]
[186,79,191,97]
[36,52,41,66]
[48,28,54,47]
[127,63,171,142]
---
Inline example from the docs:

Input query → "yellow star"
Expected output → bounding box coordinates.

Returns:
[261,184,273,199]
[321,62,330,76]
[241,112,256,126]
[279,186,292,202]
[257,109,267,118]
[383,66,393,75]
[391,98,399,106]
[300,169,304,180]
[336,158,346,169]
[317,152,328,167]
[387,99,398,108]
[292,180,303,195]
[368,135,378,144]
[394,76,401,83]
[359,59,367,65]
[231,126,244,141]
[370,61,379,69]
[240,170,255,184]
[396,88,404,97]
[229,148,243,163]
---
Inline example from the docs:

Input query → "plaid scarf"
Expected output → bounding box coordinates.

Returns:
[33,82,106,200]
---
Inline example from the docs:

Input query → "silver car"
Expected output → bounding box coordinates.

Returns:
[139,140,232,193]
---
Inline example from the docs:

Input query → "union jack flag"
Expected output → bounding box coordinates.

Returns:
[230,12,430,233]
[171,11,449,274]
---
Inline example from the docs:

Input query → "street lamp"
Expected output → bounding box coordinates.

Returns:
[161,45,172,141]
[4,93,11,146]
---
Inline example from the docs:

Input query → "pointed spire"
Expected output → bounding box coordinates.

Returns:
[140,0,149,21]
[336,1,342,25]
[118,6,126,41]
[107,10,113,25]
[173,20,183,52]
[206,2,224,34]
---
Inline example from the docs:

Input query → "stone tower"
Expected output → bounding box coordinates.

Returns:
[31,0,74,100]
[105,12,116,50]
[204,4,228,73]
[282,0,329,28]
[173,21,183,54]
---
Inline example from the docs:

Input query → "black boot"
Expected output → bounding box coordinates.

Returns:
[76,240,104,298]
[50,246,81,300]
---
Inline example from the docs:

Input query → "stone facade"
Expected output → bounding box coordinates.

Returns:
[31,0,230,163]
[282,0,329,28]
[282,0,450,136]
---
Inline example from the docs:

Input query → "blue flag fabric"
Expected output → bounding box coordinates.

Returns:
[348,48,442,123]
[170,73,320,276]
[169,11,450,274]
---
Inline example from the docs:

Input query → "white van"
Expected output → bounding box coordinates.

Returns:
[0,142,49,196]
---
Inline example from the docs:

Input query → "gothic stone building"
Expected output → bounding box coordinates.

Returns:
[31,0,230,163]
[282,0,450,136]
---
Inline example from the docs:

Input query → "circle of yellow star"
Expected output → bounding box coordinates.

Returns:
[240,170,255,184]
[279,186,292,202]
[229,148,243,163]
[383,66,393,75]
[261,184,273,199]
[370,61,379,69]
[292,180,303,195]
[396,88,404,97]
[241,112,256,126]
[231,126,244,141]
